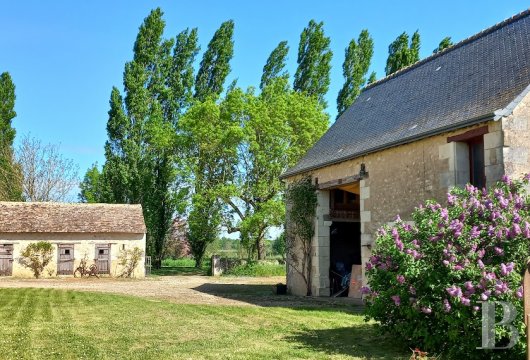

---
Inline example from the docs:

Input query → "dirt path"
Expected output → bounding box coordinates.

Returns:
[0,275,361,308]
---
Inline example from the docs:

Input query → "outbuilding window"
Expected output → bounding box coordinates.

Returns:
[447,126,487,189]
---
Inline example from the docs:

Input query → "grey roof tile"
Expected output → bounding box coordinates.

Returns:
[283,10,530,178]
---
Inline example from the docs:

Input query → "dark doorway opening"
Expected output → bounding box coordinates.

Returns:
[329,222,361,297]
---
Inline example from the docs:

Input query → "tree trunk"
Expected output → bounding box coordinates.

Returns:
[257,237,266,260]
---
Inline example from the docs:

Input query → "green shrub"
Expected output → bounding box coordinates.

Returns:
[19,241,54,278]
[223,262,286,277]
[364,175,530,359]
[162,257,196,267]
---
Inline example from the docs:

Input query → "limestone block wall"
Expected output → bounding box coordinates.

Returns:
[286,120,506,296]
[503,93,530,180]
[0,232,146,278]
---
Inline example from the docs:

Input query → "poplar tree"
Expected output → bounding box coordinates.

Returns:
[194,20,235,101]
[0,72,22,201]
[293,20,333,107]
[433,36,453,53]
[368,71,377,85]
[260,41,289,89]
[83,8,196,268]
[385,30,421,75]
[336,30,374,116]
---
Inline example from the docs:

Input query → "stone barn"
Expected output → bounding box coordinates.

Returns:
[0,202,146,278]
[282,10,530,297]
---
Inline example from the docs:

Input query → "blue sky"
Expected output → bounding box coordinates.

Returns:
[0,1,526,179]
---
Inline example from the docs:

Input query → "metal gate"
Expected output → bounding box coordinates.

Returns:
[0,244,13,276]
[57,244,74,275]
[96,244,110,274]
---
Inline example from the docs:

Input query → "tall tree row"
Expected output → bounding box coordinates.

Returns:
[260,41,289,89]
[336,30,374,116]
[293,20,333,108]
[0,72,22,201]
[194,20,234,101]
[385,30,420,75]
[81,8,200,268]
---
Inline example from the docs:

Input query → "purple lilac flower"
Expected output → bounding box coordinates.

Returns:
[494,281,509,295]
[494,247,504,256]
[454,264,464,271]
[500,262,514,276]
[478,259,485,269]
[396,275,405,284]
[409,286,416,295]
[481,290,492,301]
[360,286,371,295]
[442,260,450,266]
[447,194,457,205]
[524,222,530,239]
[443,299,451,313]
[446,285,462,298]
[391,295,401,306]
[421,307,432,314]
[412,239,420,248]
[473,306,480,312]
[477,249,485,258]
[470,226,481,239]
[510,224,522,238]
[464,281,474,291]
[461,297,471,306]
[516,286,523,299]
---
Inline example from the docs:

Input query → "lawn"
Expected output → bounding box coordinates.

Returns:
[0,288,408,359]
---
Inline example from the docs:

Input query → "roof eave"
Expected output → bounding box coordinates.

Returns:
[280,112,497,180]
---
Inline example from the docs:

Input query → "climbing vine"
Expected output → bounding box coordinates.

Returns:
[286,176,317,295]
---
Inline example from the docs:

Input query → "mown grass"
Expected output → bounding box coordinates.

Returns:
[152,258,210,276]
[0,288,408,359]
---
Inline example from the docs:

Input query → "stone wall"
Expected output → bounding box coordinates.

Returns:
[0,232,146,278]
[286,119,508,296]
[503,93,530,180]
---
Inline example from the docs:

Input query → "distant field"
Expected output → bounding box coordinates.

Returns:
[0,288,407,359]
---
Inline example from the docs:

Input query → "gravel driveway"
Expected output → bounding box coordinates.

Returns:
[0,275,361,308]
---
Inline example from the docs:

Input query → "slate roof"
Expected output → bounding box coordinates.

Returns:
[0,202,146,234]
[283,9,530,178]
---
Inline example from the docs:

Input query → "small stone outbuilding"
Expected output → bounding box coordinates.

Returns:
[282,11,530,297]
[0,202,146,278]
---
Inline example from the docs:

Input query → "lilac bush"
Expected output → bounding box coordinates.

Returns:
[364,175,530,359]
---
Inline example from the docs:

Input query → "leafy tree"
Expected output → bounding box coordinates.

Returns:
[0,72,22,201]
[79,163,102,203]
[17,135,79,202]
[367,71,377,85]
[260,41,289,89]
[19,241,54,278]
[180,92,244,266]
[336,30,374,116]
[385,30,421,75]
[433,36,453,53]
[194,20,235,101]
[293,20,333,107]
[221,79,328,260]
[87,8,192,268]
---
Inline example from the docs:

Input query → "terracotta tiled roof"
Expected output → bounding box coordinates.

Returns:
[283,9,530,178]
[0,202,146,234]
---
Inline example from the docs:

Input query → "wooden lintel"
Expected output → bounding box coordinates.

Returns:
[447,126,489,143]
[317,175,361,190]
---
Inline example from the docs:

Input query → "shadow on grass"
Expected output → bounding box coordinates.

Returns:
[151,266,207,276]
[192,283,364,310]
[286,324,408,359]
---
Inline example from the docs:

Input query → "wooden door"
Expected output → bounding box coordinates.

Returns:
[0,244,13,276]
[57,245,74,275]
[96,244,110,274]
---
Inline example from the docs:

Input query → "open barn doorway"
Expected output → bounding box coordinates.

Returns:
[328,186,361,297]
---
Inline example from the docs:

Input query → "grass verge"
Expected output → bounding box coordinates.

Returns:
[0,288,407,359]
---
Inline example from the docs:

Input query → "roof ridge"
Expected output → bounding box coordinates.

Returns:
[364,8,530,91]
[0,201,141,207]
